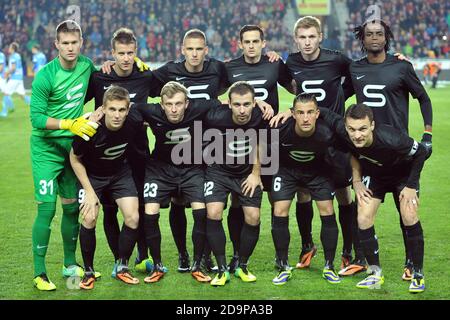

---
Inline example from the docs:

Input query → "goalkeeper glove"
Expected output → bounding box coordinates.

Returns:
[421,131,432,159]
[60,113,99,141]
[134,56,150,72]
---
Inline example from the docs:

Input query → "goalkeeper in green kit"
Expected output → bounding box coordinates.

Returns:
[29,20,100,291]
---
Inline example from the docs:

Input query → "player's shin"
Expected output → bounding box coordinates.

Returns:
[32,202,56,276]
[61,202,80,267]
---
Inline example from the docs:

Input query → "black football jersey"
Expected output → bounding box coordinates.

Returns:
[85,64,160,159]
[319,108,425,188]
[225,55,292,114]
[286,48,352,115]
[152,58,228,100]
[350,55,429,133]
[204,106,268,177]
[274,118,335,174]
[72,108,142,177]
[133,100,221,166]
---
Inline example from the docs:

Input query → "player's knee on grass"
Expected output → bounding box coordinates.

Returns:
[117,197,139,228]
[243,207,260,225]
[400,207,419,227]
[316,200,334,216]
[273,200,291,217]
[82,211,98,228]
[145,202,161,215]
[206,202,224,220]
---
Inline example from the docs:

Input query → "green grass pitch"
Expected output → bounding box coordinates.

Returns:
[0,85,449,300]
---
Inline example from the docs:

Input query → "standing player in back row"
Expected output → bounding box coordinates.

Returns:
[350,17,433,280]
[29,20,99,291]
[286,16,358,274]
[224,24,295,272]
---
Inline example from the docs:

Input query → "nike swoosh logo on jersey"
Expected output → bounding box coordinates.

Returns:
[37,245,48,249]
[356,75,366,80]
[233,73,243,78]
[103,85,112,90]
[95,143,107,148]
[281,143,293,146]
[129,93,136,99]
[294,71,302,75]
[331,192,336,196]
[176,77,187,81]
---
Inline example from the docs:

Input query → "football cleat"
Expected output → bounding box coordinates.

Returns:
[210,271,230,286]
[296,245,317,269]
[135,257,154,273]
[201,254,218,273]
[323,268,341,284]
[234,266,257,282]
[340,251,353,270]
[33,273,56,291]
[272,269,292,286]
[144,263,166,283]
[79,273,95,290]
[62,264,84,278]
[115,268,139,285]
[338,259,368,276]
[63,264,101,279]
[356,274,384,289]
[191,261,212,283]
[228,255,239,274]
[409,274,425,294]
[402,263,414,281]
[177,252,191,273]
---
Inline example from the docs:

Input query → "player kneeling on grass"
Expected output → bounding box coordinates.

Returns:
[320,103,428,293]
[70,86,141,289]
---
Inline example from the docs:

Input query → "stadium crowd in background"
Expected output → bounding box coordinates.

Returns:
[0,0,448,68]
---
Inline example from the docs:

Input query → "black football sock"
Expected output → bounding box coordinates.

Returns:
[238,222,260,266]
[338,203,354,254]
[227,207,244,256]
[144,213,162,264]
[169,202,188,255]
[192,209,207,262]
[351,202,365,261]
[296,201,314,247]
[206,218,227,269]
[405,221,424,274]
[320,215,338,267]
[118,224,139,265]
[102,203,120,261]
[80,225,96,273]
[358,226,380,267]
[136,204,148,262]
[271,216,290,262]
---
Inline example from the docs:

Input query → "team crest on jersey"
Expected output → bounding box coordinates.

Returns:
[164,127,191,144]
[100,143,128,160]
[289,151,315,162]
[63,83,84,109]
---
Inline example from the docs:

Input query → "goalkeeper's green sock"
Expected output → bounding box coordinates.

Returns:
[32,202,56,277]
[61,202,80,267]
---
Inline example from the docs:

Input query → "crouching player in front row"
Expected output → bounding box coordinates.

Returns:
[321,103,428,293]
[70,86,142,289]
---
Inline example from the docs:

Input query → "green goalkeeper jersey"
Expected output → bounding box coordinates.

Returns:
[30,55,97,138]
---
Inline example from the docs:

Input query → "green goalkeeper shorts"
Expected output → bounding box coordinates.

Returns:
[30,135,78,202]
